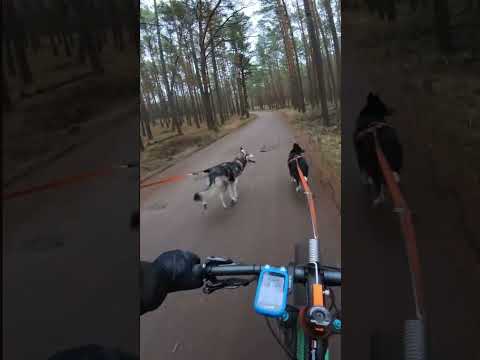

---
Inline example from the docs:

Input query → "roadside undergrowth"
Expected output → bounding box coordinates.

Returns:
[281,108,341,210]
[140,114,256,179]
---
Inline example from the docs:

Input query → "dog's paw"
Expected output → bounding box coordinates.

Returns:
[295,185,302,192]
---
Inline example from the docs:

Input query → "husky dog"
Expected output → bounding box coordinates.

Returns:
[354,93,403,207]
[288,143,309,192]
[193,147,256,210]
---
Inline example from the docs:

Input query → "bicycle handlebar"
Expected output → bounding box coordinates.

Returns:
[193,264,341,287]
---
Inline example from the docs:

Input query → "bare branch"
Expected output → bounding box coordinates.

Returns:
[201,0,223,46]
[207,7,248,46]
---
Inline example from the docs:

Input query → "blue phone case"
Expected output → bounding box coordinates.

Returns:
[253,265,289,318]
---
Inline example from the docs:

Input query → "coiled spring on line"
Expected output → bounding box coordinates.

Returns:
[308,238,319,263]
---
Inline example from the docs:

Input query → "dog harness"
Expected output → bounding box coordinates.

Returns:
[288,154,305,163]
[220,156,247,182]
[355,122,392,141]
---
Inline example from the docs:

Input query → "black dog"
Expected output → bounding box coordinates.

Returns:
[354,93,403,206]
[288,143,309,192]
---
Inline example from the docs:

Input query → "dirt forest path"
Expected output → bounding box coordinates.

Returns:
[140,111,341,359]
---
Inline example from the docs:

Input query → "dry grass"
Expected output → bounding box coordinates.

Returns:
[140,114,255,178]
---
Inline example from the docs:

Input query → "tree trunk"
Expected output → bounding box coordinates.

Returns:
[316,7,338,106]
[197,12,218,131]
[141,96,154,140]
[72,1,104,72]
[190,92,201,128]
[322,0,341,80]
[241,68,250,118]
[230,75,240,115]
[199,47,217,130]
[219,57,235,116]
[276,0,303,111]
[187,23,211,128]
[296,0,316,107]
[210,37,226,124]
[153,0,183,135]
[303,0,329,124]
[285,0,306,112]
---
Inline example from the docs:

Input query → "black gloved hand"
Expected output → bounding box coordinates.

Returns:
[141,250,203,314]
[153,250,203,292]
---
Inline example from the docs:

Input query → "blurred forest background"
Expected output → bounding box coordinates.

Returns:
[344,0,480,262]
[2,0,138,187]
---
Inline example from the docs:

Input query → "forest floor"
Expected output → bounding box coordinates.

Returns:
[281,108,341,209]
[140,114,256,180]
[346,6,480,256]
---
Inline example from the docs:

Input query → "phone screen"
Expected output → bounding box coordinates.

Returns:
[256,272,285,312]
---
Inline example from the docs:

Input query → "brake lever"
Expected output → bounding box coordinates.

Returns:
[204,256,235,267]
[203,277,256,294]
[203,281,226,294]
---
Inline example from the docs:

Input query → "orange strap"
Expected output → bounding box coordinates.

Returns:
[374,134,424,319]
[296,160,319,240]
[312,283,324,306]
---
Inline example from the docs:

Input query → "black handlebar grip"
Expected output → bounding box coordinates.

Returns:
[323,270,341,286]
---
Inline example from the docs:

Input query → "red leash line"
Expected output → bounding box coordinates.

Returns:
[296,160,319,240]
[3,169,114,200]
[139,174,188,189]
[374,135,425,319]
[3,163,138,200]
